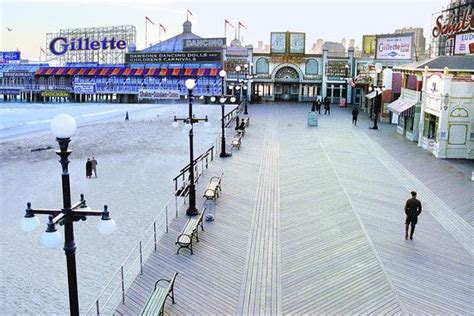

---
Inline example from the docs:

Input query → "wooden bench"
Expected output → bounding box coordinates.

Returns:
[231,134,242,150]
[203,173,223,203]
[175,210,205,255]
[141,272,178,316]
[242,117,250,127]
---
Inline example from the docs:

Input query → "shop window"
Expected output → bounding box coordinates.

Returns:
[407,116,414,132]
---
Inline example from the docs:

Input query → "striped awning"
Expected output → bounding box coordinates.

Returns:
[387,98,416,116]
[35,67,220,77]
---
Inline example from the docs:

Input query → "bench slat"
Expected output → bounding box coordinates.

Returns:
[142,288,168,315]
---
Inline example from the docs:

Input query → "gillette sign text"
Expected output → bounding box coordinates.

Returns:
[49,37,127,55]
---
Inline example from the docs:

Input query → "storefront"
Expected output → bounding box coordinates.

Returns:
[393,55,474,159]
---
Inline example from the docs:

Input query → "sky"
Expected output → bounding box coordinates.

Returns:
[1,0,447,61]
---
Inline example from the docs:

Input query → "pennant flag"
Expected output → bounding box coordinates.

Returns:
[159,23,167,33]
[40,47,46,53]
[145,16,155,25]
[238,21,247,29]
[225,19,234,28]
[186,9,193,20]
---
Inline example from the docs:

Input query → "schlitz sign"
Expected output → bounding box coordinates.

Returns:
[126,51,222,63]
[432,8,474,38]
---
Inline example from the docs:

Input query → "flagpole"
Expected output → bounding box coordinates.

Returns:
[145,18,148,48]
[224,20,226,37]
[238,23,240,41]
[159,25,161,43]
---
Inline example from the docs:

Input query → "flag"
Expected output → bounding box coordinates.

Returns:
[159,23,167,33]
[187,9,193,17]
[238,21,247,30]
[225,19,234,28]
[145,16,155,25]
[40,47,46,53]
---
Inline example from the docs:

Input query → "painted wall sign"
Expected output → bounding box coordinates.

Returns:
[41,90,69,97]
[138,89,180,100]
[271,32,286,54]
[49,37,127,55]
[73,82,96,94]
[454,32,474,55]
[183,38,226,51]
[375,34,413,60]
[126,52,222,63]
[289,33,305,54]
[432,8,473,38]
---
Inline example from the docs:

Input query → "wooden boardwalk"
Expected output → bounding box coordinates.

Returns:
[116,104,473,315]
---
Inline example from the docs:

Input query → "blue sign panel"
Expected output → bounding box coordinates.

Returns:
[1,51,21,61]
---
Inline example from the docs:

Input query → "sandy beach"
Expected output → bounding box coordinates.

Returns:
[0,102,226,314]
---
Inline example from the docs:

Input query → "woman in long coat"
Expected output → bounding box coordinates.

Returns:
[86,158,92,179]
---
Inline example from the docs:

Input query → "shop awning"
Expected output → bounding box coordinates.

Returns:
[35,67,220,77]
[387,98,417,116]
[365,91,378,99]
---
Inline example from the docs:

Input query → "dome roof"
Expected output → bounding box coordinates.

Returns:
[230,38,242,48]
[183,20,192,33]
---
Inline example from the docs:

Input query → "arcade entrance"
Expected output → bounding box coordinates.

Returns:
[274,83,299,101]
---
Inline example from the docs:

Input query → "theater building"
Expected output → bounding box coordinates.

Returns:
[250,32,354,103]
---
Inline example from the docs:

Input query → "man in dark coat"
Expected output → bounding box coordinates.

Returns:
[316,100,322,114]
[324,97,330,115]
[405,191,422,240]
[352,108,359,125]
[86,158,92,179]
[311,101,316,112]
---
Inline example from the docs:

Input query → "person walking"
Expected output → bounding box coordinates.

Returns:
[316,100,322,114]
[91,157,98,178]
[324,97,330,115]
[311,100,316,112]
[352,107,359,125]
[404,191,422,240]
[86,158,92,179]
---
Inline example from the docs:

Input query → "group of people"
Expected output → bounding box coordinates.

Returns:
[310,97,360,124]
[311,97,331,115]
[85,157,98,179]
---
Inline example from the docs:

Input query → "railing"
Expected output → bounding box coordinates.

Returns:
[85,146,218,315]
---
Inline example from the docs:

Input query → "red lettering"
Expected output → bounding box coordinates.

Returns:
[432,8,474,38]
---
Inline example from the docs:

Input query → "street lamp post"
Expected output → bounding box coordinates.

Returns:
[345,64,350,105]
[21,114,116,316]
[173,79,209,216]
[219,70,231,158]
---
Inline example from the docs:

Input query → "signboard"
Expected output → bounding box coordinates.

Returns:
[326,61,348,77]
[0,88,21,94]
[362,35,376,56]
[0,51,21,63]
[4,71,32,78]
[183,38,226,51]
[73,83,96,94]
[375,34,413,60]
[308,111,318,126]
[271,32,286,54]
[42,90,69,97]
[289,33,305,54]
[432,8,474,38]
[49,37,127,56]
[126,52,222,64]
[454,32,474,55]
[138,89,180,100]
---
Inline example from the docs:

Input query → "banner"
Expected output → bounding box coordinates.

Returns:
[138,89,180,100]
[42,90,69,97]
[183,38,226,51]
[73,82,96,94]
[376,34,413,60]
[454,32,474,55]
[126,52,222,64]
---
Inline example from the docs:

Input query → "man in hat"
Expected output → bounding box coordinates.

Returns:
[404,191,422,240]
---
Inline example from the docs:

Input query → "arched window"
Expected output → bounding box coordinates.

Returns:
[305,59,318,75]
[256,58,269,74]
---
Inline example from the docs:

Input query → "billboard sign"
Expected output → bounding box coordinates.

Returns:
[183,38,226,51]
[432,8,473,38]
[362,35,376,56]
[125,51,222,63]
[138,89,180,100]
[454,32,474,55]
[375,34,413,60]
[49,37,127,56]
[289,33,305,54]
[271,32,286,54]
[0,51,21,63]
[73,82,96,94]
[42,90,69,97]
[326,60,348,78]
